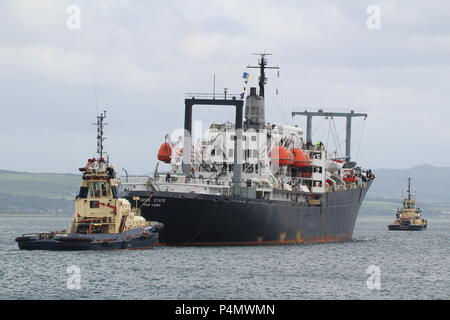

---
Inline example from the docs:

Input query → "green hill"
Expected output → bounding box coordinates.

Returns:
[0,170,80,214]
[0,170,80,199]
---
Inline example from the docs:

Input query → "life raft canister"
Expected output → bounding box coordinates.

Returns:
[157,142,172,163]
[290,148,312,168]
[270,146,294,166]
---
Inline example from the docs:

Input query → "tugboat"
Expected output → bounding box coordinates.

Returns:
[388,178,427,231]
[15,111,163,250]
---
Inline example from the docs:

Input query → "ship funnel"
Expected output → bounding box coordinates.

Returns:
[244,87,265,130]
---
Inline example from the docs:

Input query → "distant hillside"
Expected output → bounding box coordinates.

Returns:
[361,165,450,217]
[0,170,80,214]
[0,165,449,216]
[367,164,450,203]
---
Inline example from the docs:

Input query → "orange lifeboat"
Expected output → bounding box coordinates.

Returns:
[157,142,172,163]
[270,146,294,166]
[291,148,312,168]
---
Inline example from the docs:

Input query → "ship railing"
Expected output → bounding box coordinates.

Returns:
[76,216,116,224]
[121,174,233,187]
[153,175,232,187]
[290,106,368,114]
[119,176,152,185]
[122,174,325,191]
[185,93,243,101]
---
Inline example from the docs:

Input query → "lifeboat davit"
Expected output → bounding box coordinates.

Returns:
[291,148,312,168]
[175,145,195,156]
[270,146,294,166]
[157,142,172,163]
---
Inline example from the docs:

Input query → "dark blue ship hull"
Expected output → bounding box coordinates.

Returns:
[16,227,160,251]
[16,234,158,251]
[123,182,372,246]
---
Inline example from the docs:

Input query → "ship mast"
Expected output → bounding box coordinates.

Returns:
[247,53,279,98]
[407,177,412,200]
[94,111,108,160]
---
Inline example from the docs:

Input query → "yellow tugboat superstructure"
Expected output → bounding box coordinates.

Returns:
[388,178,427,231]
[72,157,148,235]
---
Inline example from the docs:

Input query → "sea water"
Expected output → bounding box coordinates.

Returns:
[0,215,449,300]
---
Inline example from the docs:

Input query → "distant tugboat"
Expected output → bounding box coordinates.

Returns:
[15,111,163,250]
[388,178,427,231]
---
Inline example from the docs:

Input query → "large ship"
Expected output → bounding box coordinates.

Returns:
[121,54,375,246]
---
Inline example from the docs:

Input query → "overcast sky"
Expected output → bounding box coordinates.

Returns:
[0,0,449,174]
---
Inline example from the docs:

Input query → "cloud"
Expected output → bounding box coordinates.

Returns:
[0,0,449,172]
